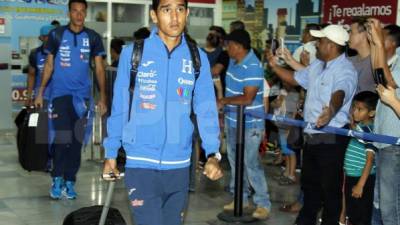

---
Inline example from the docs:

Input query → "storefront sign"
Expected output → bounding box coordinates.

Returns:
[322,0,398,24]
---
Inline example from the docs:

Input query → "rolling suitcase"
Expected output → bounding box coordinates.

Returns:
[62,179,126,225]
[16,108,49,172]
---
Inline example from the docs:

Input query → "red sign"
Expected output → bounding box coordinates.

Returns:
[0,18,4,25]
[188,0,215,3]
[322,0,398,24]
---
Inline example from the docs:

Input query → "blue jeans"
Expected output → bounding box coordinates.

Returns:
[125,167,189,225]
[372,145,400,225]
[226,127,271,209]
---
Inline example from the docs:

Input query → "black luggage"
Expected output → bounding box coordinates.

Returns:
[15,108,49,171]
[62,205,126,225]
[63,180,126,225]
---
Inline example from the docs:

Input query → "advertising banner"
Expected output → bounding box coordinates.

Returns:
[322,0,398,24]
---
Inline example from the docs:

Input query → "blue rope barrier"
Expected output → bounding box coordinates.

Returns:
[226,109,400,145]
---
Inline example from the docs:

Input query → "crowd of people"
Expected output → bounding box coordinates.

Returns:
[197,15,400,225]
[265,18,400,225]
[23,0,400,224]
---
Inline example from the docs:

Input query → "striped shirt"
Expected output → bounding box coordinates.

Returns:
[225,50,265,129]
[344,123,376,177]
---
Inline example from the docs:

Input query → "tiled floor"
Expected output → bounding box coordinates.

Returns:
[0,130,300,225]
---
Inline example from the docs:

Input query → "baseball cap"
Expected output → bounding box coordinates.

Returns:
[40,25,55,36]
[224,29,251,50]
[310,24,349,46]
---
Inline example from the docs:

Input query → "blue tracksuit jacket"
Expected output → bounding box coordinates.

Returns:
[103,29,220,170]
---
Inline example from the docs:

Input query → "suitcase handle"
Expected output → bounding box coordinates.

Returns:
[98,173,125,225]
[101,172,125,181]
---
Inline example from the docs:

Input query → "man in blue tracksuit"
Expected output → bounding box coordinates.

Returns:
[34,0,107,200]
[27,24,54,106]
[103,0,223,224]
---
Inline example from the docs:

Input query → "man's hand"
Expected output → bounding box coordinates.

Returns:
[300,51,310,66]
[377,84,398,106]
[34,95,44,108]
[203,158,223,181]
[102,159,121,181]
[278,47,294,64]
[97,98,107,116]
[217,98,225,111]
[266,50,279,69]
[352,184,363,198]
[367,18,384,47]
[316,106,333,128]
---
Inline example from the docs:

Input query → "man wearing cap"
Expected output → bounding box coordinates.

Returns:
[268,25,357,225]
[26,24,55,106]
[218,29,271,220]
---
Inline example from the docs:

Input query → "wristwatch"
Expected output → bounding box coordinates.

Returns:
[207,152,222,162]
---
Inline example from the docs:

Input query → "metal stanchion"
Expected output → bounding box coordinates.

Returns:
[217,105,258,224]
[87,68,116,162]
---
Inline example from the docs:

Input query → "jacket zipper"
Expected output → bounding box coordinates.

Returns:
[159,43,181,168]
[159,46,171,168]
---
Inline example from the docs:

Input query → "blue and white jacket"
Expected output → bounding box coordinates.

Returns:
[103,28,220,170]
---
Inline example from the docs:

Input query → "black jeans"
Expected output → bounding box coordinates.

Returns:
[51,95,86,181]
[296,132,350,225]
[345,175,375,225]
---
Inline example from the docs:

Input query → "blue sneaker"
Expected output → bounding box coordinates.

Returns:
[63,181,77,199]
[50,177,63,199]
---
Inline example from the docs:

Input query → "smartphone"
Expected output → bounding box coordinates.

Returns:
[374,68,387,87]
[271,39,277,55]
[280,37,285,50]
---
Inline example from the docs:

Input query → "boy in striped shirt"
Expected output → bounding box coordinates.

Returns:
[344,91,379,225]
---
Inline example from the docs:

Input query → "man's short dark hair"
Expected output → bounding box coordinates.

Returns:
[304,23,321,32]
[133,27,150,40]
[320,23,330,29]
[110,38,125,55]
[209,26,226,38]
[384,24,400,47]
[51,20,61,26]
[225,29,251,50]
[353,91,379,111]
[230,20,245,31]
[152,0,188,11]
[304,24,321,42]
[68,0,87,10]
[351,17,369,32]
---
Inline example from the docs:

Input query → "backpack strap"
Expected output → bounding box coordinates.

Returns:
[52,25,68,57]
[128,39,145,121]
[126,36,200,121]
[184,35,201,116]
[185,35,201,81]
